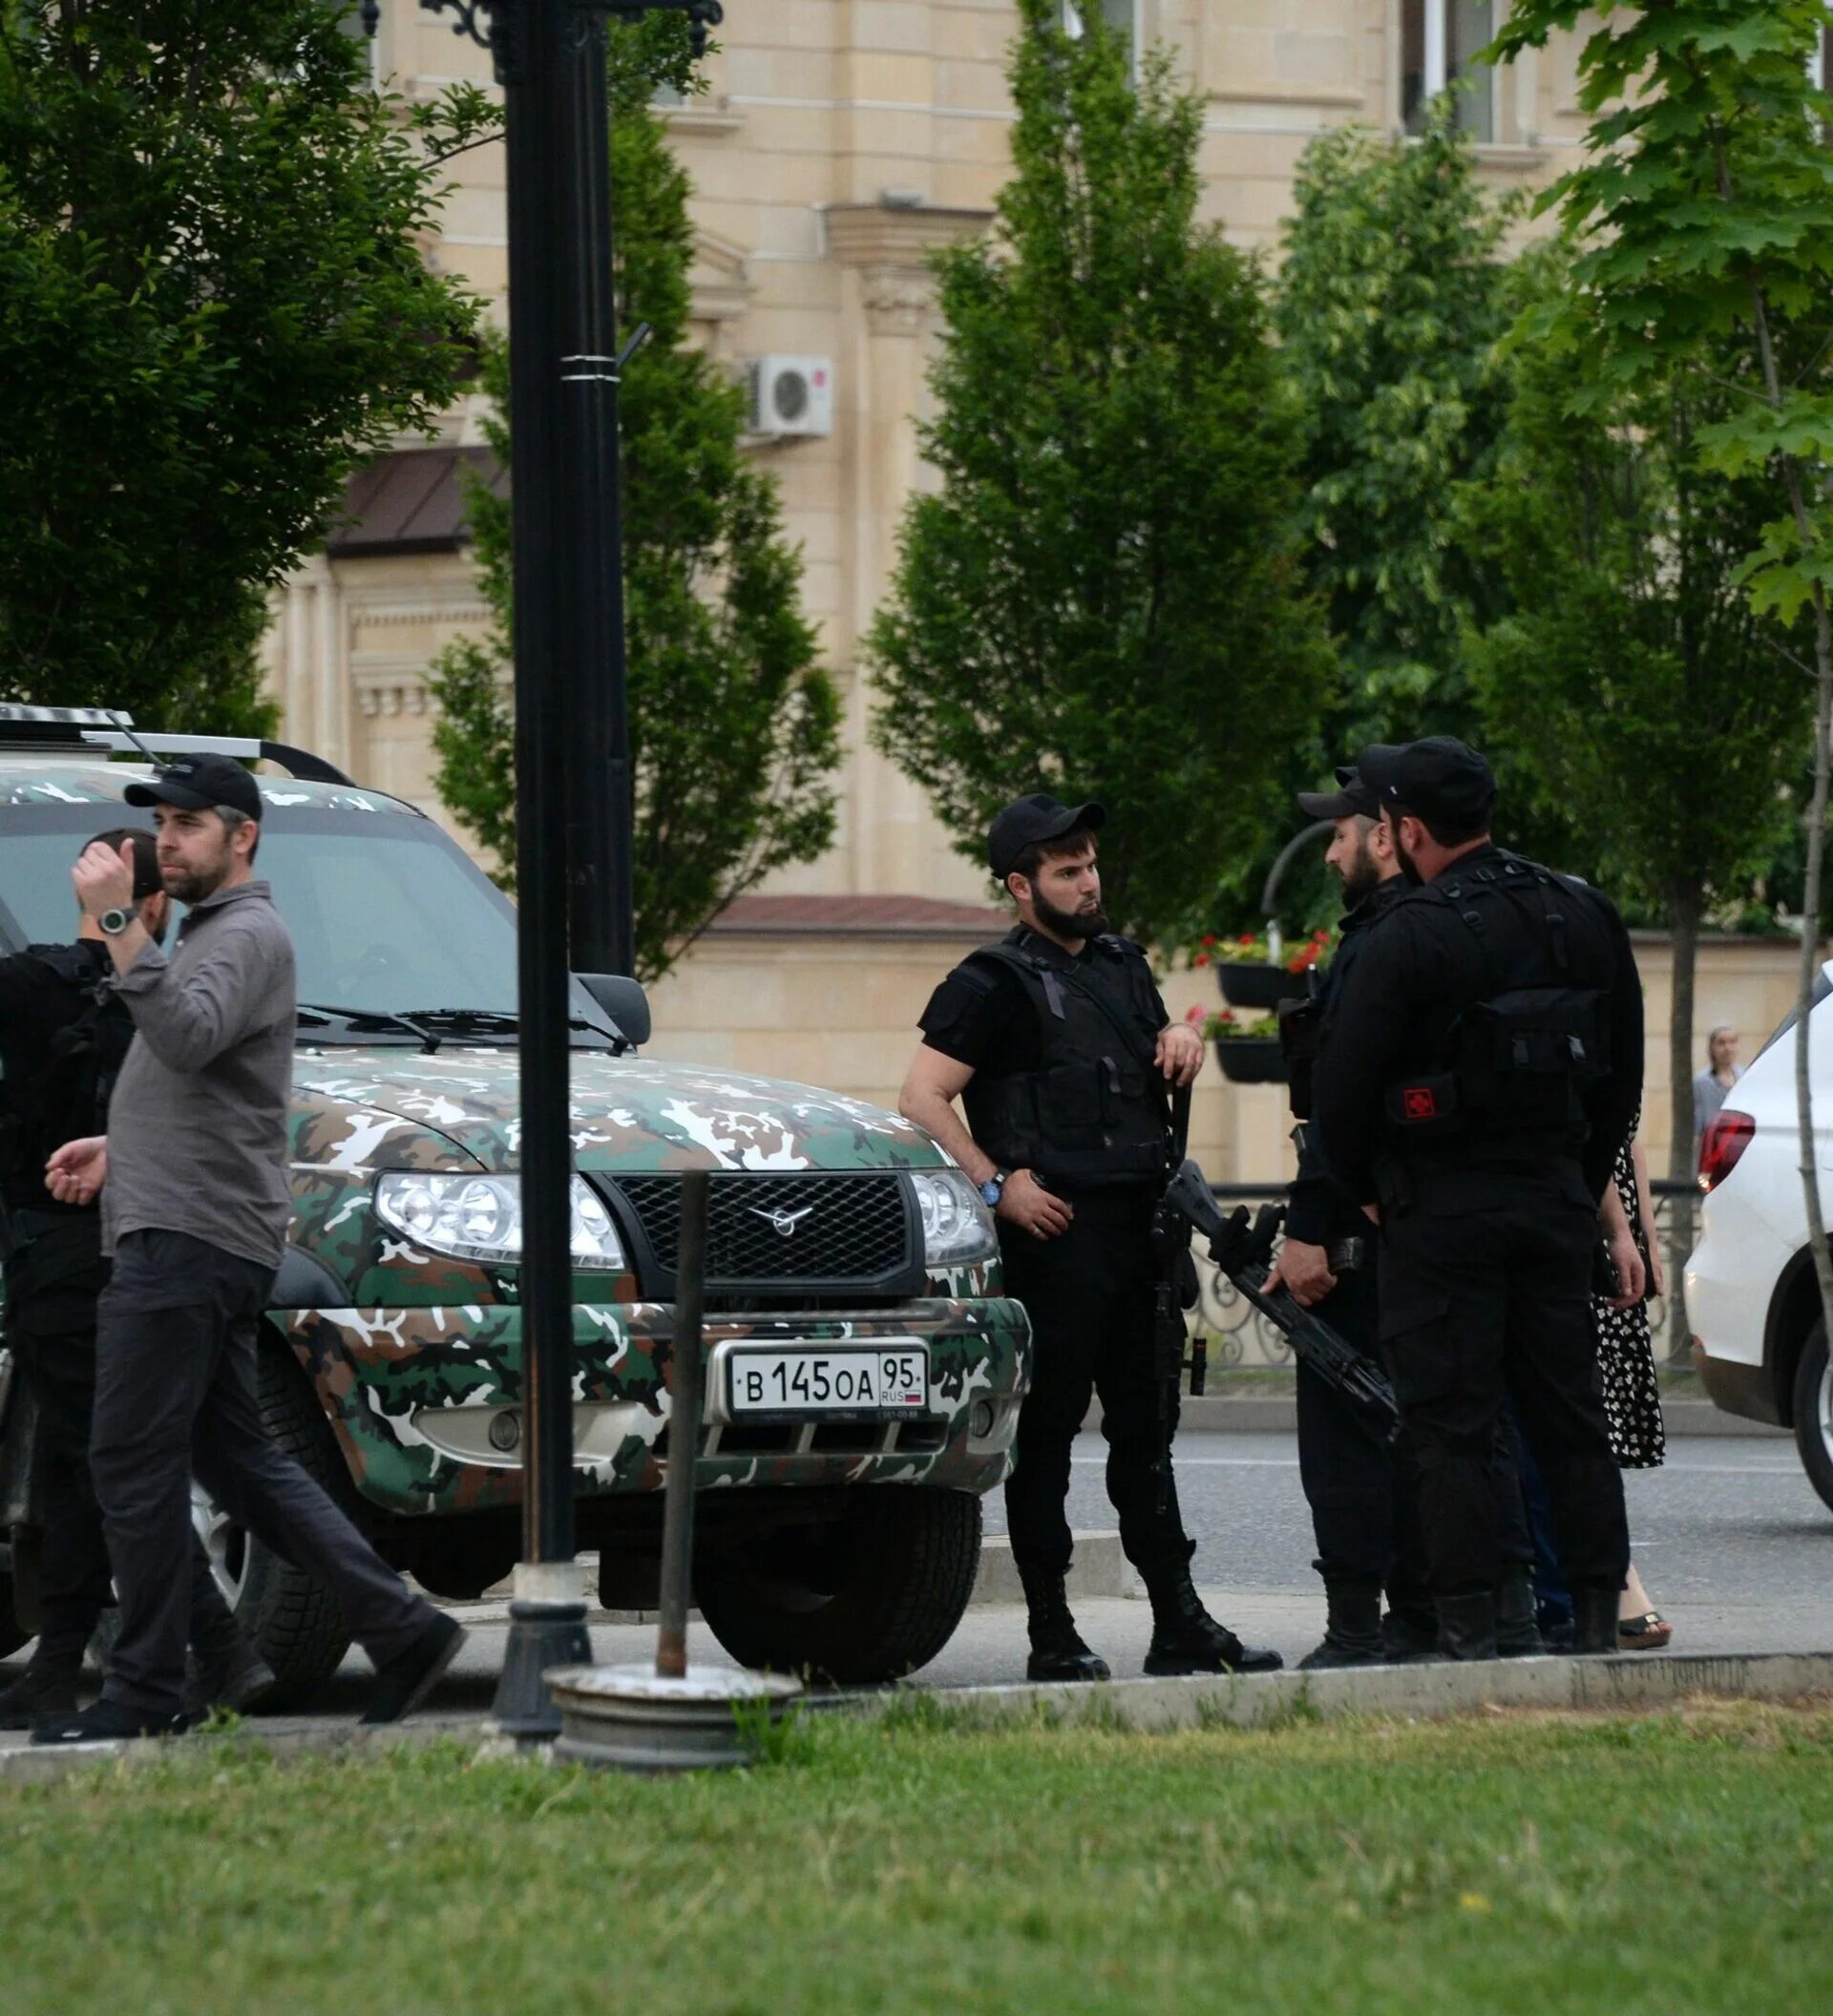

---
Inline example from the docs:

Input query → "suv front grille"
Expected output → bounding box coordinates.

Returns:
[606,1172,916,1293]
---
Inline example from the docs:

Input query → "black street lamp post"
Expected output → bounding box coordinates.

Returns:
[380,0,722,1738]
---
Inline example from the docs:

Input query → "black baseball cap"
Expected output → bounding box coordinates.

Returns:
[125,752,263,822]
[1357,736,1496,830]
[85,827,163,900]
[1296,766,1377,821]
[987,793,1106,881]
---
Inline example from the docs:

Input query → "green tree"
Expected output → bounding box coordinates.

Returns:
[1493,1,1833,1340]
[0,1,485,730]
[429,25,839,983]
[865,0,1332,943]
[1460,249,1811,1181]
[1276,105,1514,754]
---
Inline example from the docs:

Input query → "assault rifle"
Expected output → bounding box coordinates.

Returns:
[1148,1087,1206,1517]
[1161,1163,1401,1442]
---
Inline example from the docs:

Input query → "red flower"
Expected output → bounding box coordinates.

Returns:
[1193,954,1210,968]
[1201,934,1217,949]
[1236,934,1255,949]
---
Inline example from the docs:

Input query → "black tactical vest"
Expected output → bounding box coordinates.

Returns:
[959,929,1170,1190]
[1382,854,1608,1151]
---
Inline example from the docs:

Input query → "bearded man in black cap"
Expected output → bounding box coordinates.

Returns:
[899,794,1280,1682]
[1265,768,1439,1667]
[1311,738,1645,1660]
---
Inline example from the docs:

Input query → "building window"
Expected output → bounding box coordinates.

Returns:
[1063,0,1140,76]
[1401,1,1496,143]
[1809,6,1833,90]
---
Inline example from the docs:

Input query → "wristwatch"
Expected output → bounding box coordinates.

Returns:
[96,908,132,937]
[979,1170,1008,1208]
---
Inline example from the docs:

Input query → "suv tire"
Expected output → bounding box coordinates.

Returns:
[196,1334,357,1704]
[1792,1321,1833,1517]
[698,1487,980,1685]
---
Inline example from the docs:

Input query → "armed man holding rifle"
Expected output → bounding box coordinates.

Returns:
[1311,739,1645,1661]
[900,794,1280,1683]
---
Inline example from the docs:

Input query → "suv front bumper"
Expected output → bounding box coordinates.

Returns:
[278,1297,1032,1517]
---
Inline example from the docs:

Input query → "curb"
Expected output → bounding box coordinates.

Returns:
[8,1648,1828,1785]
[847,1646,1833,1732]
[1096,1394,1788,1438]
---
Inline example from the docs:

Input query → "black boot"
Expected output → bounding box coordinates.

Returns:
[1380,1604,1440,1664]
[1017,1563,1110,1684]
[0,1623,90,1730]
[1298,1581,1385,1670]
[0,1659,81,1730]
[1143,1569,1282,1677]
[1495,1569,1546,1658]
[1571,1586,1621,1656]
[1435,1590,1498,1662]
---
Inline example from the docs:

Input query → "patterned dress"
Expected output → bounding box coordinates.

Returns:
[1591,1121,1666,1469]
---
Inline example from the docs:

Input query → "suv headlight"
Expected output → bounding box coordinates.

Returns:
[374,1172,626,1271]
[911,1168,999,1267]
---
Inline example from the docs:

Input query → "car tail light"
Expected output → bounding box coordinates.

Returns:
[1698,1112,1755,1193]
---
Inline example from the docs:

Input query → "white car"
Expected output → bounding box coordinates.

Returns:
[1686,965,1833,1512]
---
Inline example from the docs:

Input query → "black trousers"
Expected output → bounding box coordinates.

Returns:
[1000,1190,1192,1586]
[9,1324,235,1670]
[90,1228,430,1716]
[1377,1165,1629,1601]
[1293,1263,1426,1614]
[1296,1258,1529,1609]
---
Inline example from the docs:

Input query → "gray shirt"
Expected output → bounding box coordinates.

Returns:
[104,879,295,1270]
[1692,1063,1743,1147]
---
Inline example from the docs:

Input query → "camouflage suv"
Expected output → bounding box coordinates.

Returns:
[0,709,1030,1694]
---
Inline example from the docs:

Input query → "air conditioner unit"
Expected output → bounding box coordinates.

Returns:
[748,356,833,438]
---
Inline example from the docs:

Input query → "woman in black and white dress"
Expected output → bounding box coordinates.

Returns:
[1596,1119,1671,1648]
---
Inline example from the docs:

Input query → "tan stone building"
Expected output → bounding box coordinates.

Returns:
[262,6,1780,1176]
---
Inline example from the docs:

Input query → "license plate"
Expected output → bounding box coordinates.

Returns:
[727,1346,928,1418]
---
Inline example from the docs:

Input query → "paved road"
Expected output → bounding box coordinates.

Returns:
[5,1431,1830,1740]
[992,1429,1833,1609]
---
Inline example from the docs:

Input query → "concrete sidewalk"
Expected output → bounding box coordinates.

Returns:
[9,1574,1833,1784]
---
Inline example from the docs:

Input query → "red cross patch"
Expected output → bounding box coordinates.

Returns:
[1401,1085,1439,1121]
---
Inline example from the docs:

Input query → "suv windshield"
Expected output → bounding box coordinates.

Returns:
[0,800,609,1044]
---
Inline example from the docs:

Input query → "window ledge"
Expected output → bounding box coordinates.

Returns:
[660,98,745,137]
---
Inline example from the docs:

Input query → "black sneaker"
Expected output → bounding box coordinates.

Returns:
[32,1697,191,1746]
[183,1636,278,1719]
[359,1610,466,1726]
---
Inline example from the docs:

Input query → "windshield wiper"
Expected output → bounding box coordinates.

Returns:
[296,1003,443,1054]
[396,1006,627,1052]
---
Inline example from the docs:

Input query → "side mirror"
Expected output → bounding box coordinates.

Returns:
[578,973,650,1048]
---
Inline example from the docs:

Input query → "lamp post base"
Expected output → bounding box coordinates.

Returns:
[544,1663,804,1773]
[490,1598,595,1741]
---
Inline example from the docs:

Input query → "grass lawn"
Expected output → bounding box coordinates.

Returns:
[2,1700,1829,2016]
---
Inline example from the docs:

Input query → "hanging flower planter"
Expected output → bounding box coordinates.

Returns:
[1218,961,1291,1010]
[1182,1005,1290,1085]
[1213,1036,1288,1084]
[1197,927,1337,1010]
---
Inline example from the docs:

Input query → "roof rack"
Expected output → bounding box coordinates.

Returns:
[0,704,355,788]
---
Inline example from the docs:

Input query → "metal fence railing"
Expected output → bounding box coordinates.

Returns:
[1194,1179,1702,1372]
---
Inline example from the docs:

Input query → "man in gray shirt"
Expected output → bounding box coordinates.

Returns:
[33,754,464,1743]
